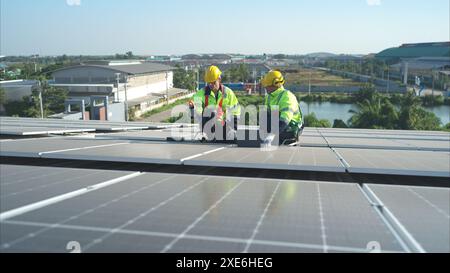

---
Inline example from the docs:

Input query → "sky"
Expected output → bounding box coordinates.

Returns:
[1,0,449,56]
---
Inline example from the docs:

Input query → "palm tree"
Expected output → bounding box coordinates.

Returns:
[398,91,441,130]
[349,94,398,129]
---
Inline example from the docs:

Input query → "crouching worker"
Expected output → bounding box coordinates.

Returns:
[261,70,304,145]
[193,65,241,141]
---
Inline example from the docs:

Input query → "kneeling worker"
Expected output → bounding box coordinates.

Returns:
[261,70,304,145]
[193,65,241,140]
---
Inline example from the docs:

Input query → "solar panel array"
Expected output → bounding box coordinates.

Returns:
[0,117,191,136]
[0,118,449,253]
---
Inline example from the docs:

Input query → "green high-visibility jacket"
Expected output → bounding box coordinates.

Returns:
[265,87,303,132]
[193,86,241,119]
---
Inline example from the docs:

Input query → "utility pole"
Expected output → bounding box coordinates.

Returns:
[115,73,121,102]
[196,67,199,91]
[386,66,390,94]
[432,70,435,97]
[38,80,44,119]
[308,70,312,96]
[124,75,129,122]
[165,72,169,106]
[403,61,409,85]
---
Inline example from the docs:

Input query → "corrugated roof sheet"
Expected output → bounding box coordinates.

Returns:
[53,62,174,76]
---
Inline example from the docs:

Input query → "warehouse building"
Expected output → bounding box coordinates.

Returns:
[376,42,450,61]
[50,60,178,104]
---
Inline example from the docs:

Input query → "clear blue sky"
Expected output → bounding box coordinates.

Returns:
[1,0,449,56]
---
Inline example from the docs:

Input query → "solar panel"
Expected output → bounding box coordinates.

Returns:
[40,142,226,165]
[96,128,201,142]
[318,128,450,137]
[0,122,149,132]
[364,184,450,252]
[297,136,329,147]
[390,139,450,152]
[0,137,129,158]
[0,164,132,212]
[0,172,406,253]
[335,148,450,177]
[320,131,450,142]
[325,137,416,150]
[184,146,346,173]
[0,126,96,136]
[0,117,189,131]
[1,117,448,254]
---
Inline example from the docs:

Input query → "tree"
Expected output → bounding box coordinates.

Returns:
[126,51,134,59]
[23,82,68,118]
[0,88,6,105]
[273,54,287,60]
[348,96,398,129]
[443,123,450,132]
[221,64,250,83]
[304,113,331,128]
[173,65,196,91]
[397,91,441,130]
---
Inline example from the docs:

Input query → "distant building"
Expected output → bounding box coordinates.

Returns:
[390,57,450,73]
[0,79,39,102]
[208,63,271,81]
[180,54,232,65]
[376,42,450,61]
[50,60,175,103]
[376,42,450,86]
[146,55,181,62]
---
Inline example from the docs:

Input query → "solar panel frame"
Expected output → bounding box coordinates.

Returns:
[0,126,96,136]
[365,184,450,253]
[336,148,450,177]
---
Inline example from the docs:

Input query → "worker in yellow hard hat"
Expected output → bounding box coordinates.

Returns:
[193,65,241,141]
[261,70,304,145]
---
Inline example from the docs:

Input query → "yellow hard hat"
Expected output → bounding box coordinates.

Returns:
[204,65,222,83]
[261,70,285,88]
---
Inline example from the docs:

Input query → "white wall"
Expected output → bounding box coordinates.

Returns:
[116,71,174,102]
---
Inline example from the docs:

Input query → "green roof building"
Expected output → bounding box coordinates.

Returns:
[376,42,450,61]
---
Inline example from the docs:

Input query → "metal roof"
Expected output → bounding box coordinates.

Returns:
[376,43,450,59]
[52,62,174,76]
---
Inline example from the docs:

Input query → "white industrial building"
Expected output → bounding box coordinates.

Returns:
[50,60,177,104]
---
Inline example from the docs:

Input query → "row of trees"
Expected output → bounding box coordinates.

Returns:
[324,58,449,91]
[1,52,140,81]
[173,64,253,91]
[324,59,392,81]
[348,85,443,130]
